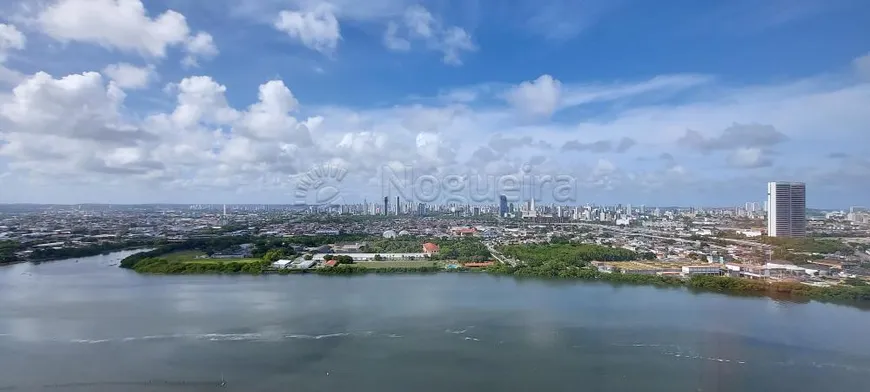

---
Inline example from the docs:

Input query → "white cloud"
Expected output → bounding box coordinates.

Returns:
[505,74,562,118]
[183,32,219,67]
[0,71,161,177]
[2,59,869,204]
[727,147,772,168]
[0,23,25,84]
[168,76,239,128]
[38,0,189,57]
[102,63,155,89]
[0,23,25,62]
[382,5,476,65]
[404,5,435,38]
[37,0,217,66]
[274,4,341,54]
[439,27,476,66]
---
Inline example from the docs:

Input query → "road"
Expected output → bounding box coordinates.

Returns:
[486,243,517,266]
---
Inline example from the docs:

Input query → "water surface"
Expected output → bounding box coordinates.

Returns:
[1,251,869,391]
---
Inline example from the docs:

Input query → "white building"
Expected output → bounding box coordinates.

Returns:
[681,265,721,276]
[766,182,806,237]
[272,259,294,269]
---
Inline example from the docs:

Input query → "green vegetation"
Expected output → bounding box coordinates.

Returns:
[111,236,870,307]
[487,244,870,305]
[131,257,269,274]
[484,261,681,286]
[315,264,442,275]
[498,243,638,267]
[0,240,20,265]
[119,236,255,269]
[262,249,288,262]
[687,275,870,302]
[433,239,491,261]
[361,237,491,261]
[361,238,421,253]
[160,250,205,261]
[323,254,354,264]
[759,237,852,254]
[355,260,443,269]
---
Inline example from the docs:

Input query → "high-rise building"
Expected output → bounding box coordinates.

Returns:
[498,195,508,217]
[396,196,400,215]
[383,196,389,216]
[767,182,806,237]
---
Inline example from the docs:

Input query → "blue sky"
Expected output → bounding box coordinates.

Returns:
[0,0,869,208]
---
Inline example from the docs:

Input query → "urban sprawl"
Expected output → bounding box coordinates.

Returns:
[2,182,870,298]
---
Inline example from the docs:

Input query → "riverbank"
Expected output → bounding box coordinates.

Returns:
[116,247,870,308]
[307,265,870,308]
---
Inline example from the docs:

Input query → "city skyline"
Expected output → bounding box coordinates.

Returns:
[0,1,869,206]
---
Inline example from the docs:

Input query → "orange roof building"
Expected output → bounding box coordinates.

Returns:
[422,242,440,254]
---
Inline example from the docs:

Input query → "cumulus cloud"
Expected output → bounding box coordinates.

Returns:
[0,23,25,62]
[275,4,341,54]
[505,74,562,118]
[102,63,155,89]
[182,32,219,67]
[2,55,870,204]
[37,0,217,66]
[38,0,188,57]
[0,71,160,177]
[0,23,25,84]
[382,5,476,65]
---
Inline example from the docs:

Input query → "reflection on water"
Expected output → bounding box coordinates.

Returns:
[1,251,870,391]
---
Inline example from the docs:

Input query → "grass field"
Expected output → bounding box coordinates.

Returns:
[354,260,443,269]
[161,250,262,264]
[162,250,205,262]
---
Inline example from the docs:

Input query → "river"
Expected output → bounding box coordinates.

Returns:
[1,251,869,391]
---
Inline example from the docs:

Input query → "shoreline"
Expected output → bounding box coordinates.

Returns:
[130,265,870,310]
[0,247,154,268]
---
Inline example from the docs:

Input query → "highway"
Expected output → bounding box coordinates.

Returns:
[486,242,517,266]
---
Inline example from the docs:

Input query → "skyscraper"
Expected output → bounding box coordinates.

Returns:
[383,196,389,216]
[767,182,806,237]
[396,196,400,215]
[498,195,508,217]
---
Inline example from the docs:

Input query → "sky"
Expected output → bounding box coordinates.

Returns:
[0,0,869,208]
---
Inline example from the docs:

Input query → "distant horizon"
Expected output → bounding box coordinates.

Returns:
[0,202,853,211]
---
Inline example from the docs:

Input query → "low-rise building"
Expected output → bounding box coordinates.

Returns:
[681,265,721,276]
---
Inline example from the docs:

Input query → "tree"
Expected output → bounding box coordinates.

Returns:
[303,254,313,260]
[263,249,286,262]
[373,254,383,261]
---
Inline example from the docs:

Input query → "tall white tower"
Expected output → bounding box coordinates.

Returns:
[767,182,806,237]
